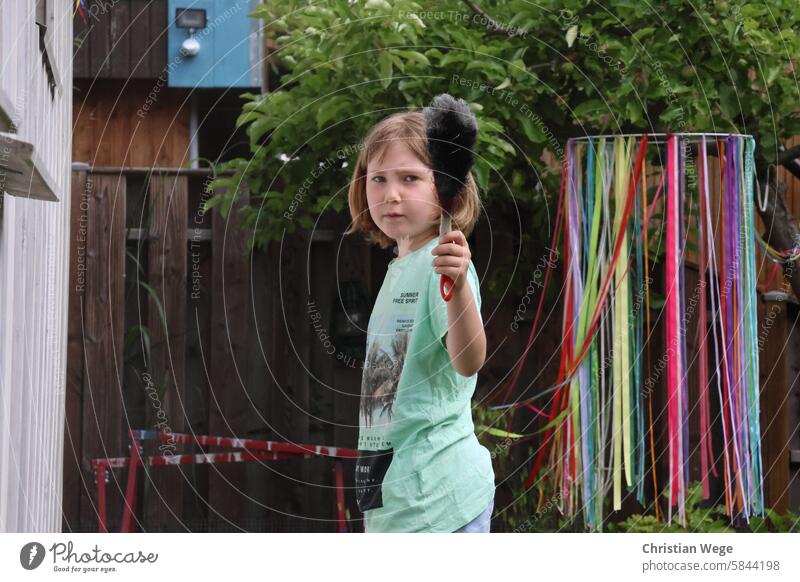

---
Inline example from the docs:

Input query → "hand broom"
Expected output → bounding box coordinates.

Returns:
[423,94,478,301]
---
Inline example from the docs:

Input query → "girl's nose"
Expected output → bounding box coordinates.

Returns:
[384,185,401,203]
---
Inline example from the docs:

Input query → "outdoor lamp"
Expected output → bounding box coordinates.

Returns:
[176,8,207,57]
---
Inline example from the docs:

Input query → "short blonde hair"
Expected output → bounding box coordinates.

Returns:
[344,110,480,249]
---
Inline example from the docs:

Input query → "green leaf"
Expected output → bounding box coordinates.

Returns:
[379,52,393,88]
[138,281,168,336]
[315,95,349,130]
[365,0,391,10]
[765,65,781,85]
[465,58,506,79]
[395,49,430,67]
[626,100,642,124]
[440,51,465,67]
[573,99,607,118]
[631,27,655,41]
[520,115,546,144]
[476,426,526,439]
[566,25,578,48]
[248,114,279,144]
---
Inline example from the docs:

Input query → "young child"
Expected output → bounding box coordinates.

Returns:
[345,110,495,532]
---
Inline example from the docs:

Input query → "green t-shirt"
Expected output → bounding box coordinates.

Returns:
[355,235,495,532]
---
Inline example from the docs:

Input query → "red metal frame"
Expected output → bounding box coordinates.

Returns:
[90,429,357,533]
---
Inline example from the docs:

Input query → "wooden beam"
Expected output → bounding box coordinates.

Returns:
[75,165,230,177]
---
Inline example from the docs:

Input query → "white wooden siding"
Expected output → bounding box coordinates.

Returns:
[0,0,73,532]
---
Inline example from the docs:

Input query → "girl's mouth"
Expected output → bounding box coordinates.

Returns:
[385,214,405,219]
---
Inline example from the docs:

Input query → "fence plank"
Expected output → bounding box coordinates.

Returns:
[80,174,126,531]
[149,0,168,79]
[129,0,153,78]
[144,173,188,531]
[109,1,131,78]
[208,187,251,531]
[265,232,311,530]
[88,3,111,78]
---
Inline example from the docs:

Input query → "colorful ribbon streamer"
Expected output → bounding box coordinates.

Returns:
[74,0,87,22]
[504,133,765,530]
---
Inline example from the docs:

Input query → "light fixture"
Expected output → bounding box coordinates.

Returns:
[176,8,207,57]
[181,36,200,57]
[175,8,207,29]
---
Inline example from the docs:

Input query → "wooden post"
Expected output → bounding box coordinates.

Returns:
[759,291,792,514]
[63,168,88,531]
[144,173,188,530]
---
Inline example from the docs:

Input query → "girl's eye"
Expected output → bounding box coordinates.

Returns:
[369,175,418,183]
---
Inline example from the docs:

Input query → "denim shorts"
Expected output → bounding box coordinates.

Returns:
[453,496,494,533]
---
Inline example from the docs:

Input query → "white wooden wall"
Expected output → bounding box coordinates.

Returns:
[0,0,73,532]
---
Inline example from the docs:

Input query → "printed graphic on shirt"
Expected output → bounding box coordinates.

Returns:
[355,284,420,512]
[360,329,409,426]
[354,448,393,511]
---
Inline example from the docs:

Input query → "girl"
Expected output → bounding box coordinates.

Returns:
[345,110,495,532]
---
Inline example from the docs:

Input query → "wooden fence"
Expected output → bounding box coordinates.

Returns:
[62,165,368,532]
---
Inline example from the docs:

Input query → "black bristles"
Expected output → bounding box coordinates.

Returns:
[423,94,478,212]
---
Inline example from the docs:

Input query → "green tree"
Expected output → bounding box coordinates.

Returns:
[208,0,800,299]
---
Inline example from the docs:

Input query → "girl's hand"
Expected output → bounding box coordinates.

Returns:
[431,230,471,293]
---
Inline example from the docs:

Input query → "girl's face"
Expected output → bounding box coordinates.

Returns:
[365,142,439,246]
